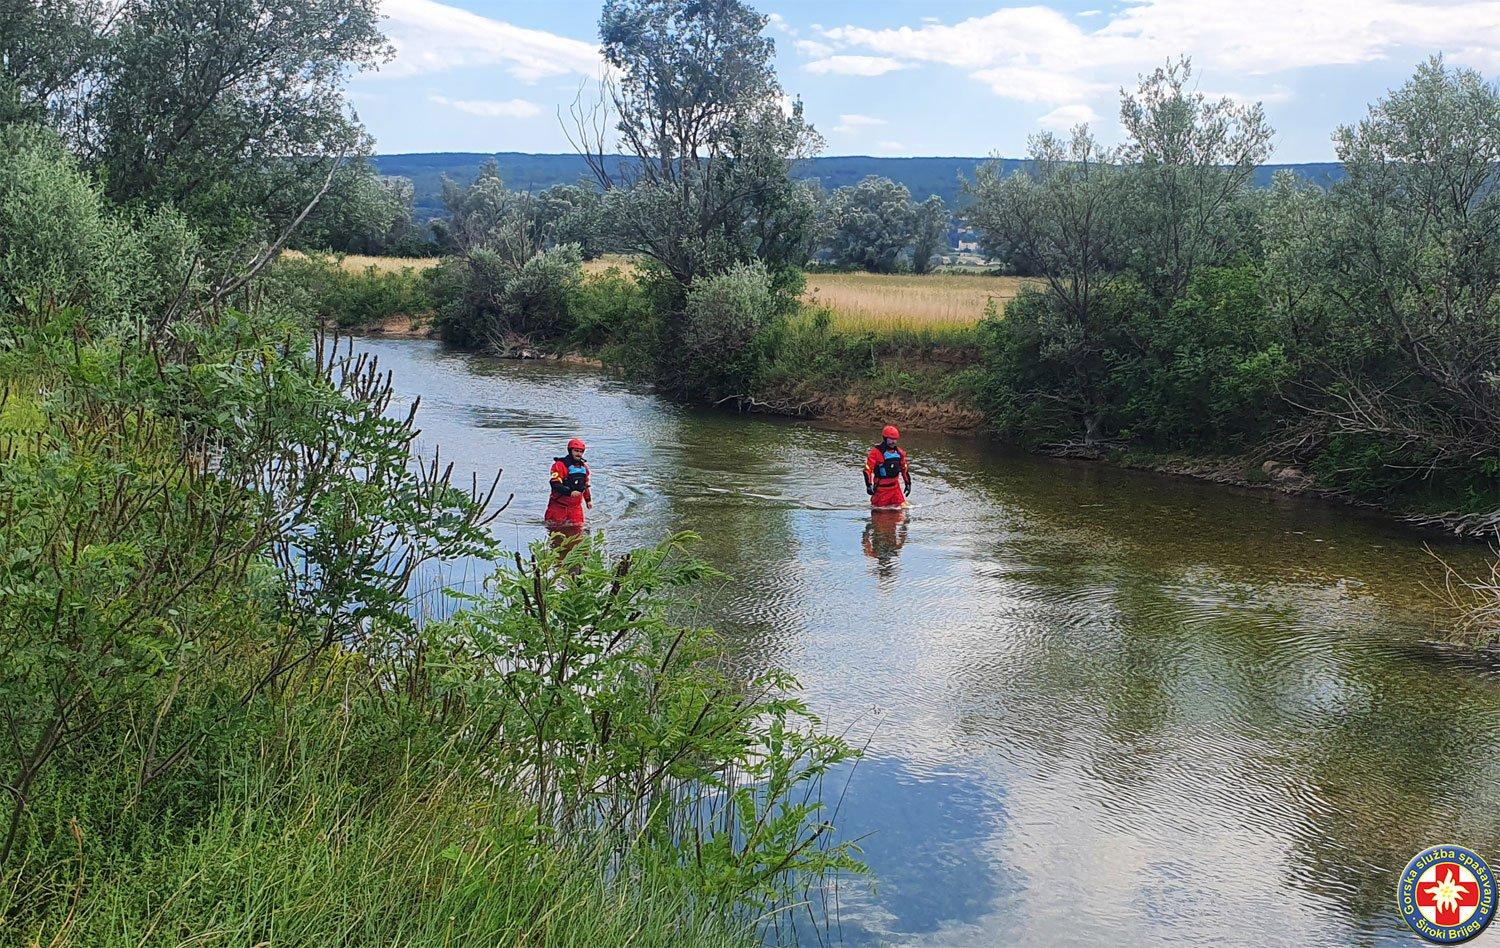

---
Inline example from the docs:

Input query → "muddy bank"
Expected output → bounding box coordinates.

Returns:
[350,313,435,339]
[744,388,987,435]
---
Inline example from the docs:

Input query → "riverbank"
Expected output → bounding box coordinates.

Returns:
[291,252,1493,542]
[345,315,1494,542]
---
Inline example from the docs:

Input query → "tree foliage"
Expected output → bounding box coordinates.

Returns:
[820,176,910,273]
[966,127,1131,441]
[1266,57,1500,487]
[0,0,389,242]
[576,0,821,294]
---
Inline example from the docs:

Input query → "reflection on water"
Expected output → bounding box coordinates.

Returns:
[862,510,909,585]
[358,338,1500,946]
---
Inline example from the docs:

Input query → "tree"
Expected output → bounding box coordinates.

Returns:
[437,159,536,262]
[1118,57,1273,309]
[966,127,1130,442]
[1,0,389,242]
[823,175,917,273]
[535,183,608,259]
[1266,57,1500,505]
[572,0,821,296]
[912,195,948,274]
[293,168,426,255]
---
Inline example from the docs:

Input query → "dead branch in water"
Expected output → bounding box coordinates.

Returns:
[713,393,816,416]
[1425,530,1500,645]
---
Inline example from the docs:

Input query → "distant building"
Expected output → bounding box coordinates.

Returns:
[957,239,980,252]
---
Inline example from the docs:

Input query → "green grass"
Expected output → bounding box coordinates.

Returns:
[6,711,752,947]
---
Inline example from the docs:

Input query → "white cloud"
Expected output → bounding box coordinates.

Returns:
[794,38,834,58]
[876,140,909,153]
[831,113,887,133]
[818,0,1500,108]
[805,55,909,76]
[823,8,1085,73]
[1204,86,1295,106]
[971,66,1111,104]
[428,94,542,118]
[379,0,600,81]
[767,12,797,36]
[1038,103,1099,129]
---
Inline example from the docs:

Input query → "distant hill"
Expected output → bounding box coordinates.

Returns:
[373,152,1346,221]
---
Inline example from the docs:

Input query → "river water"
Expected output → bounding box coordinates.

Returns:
[360,338,1499,946]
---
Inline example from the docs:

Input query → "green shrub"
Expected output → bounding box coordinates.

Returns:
[573,266,654,350]
[669,261,782,399]
[437,243,585,349]
[270,253,435,329]
[1114,263,1294,449]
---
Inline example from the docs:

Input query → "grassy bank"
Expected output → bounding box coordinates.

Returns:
[2,135,859,944]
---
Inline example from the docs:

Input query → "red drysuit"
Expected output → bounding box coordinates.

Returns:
[864,444,909,508]
[545,456,591,526]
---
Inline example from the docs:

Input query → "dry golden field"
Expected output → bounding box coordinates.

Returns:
[334,253,440,273]
[802,272,1028,334]
[280,250,438,272]
[289,252,1027,338]
[582,253,641,276]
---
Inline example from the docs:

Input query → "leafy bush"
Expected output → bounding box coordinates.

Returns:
[671,261,782,399]
[1115,264,1293,449]
[0,125,200,322]
[271,253,435,328]
[573,265,654,350]
[437,243,585,350]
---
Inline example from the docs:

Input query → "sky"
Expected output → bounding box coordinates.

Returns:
[348,0,1500,162]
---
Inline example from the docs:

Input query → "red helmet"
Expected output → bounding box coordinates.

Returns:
[567,438,586,452]
[882,425,900,440]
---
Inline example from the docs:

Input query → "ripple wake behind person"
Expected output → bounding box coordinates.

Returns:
[864,425,912,509]
[545,437,592,532]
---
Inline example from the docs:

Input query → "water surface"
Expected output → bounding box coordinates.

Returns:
[363,338,1500,946]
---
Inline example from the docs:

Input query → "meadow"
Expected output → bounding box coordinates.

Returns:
[309,252,1021,341]
[803,271,1025,337]
[291,250,440,273]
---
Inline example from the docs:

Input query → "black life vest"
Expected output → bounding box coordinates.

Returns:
[873,446,904,481]
[556,457,588,492]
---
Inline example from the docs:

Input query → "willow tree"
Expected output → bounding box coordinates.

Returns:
[573,0,821,297]
[1,0,389,243]
[1118,57,1273,310]
[966,127,1131,443]
[1266,57,1500,519]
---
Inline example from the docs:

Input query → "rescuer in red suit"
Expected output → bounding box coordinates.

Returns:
[864,425,911,508]
[545,437,592,529]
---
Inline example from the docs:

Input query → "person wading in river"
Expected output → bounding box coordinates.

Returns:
[864,425,912,509]
[545,437,592,531]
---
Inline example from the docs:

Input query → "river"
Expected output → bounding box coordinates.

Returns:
[361,337,1499,946]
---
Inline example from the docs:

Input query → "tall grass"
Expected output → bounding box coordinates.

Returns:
[8,707,754,947]
[802,272,1028,338]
